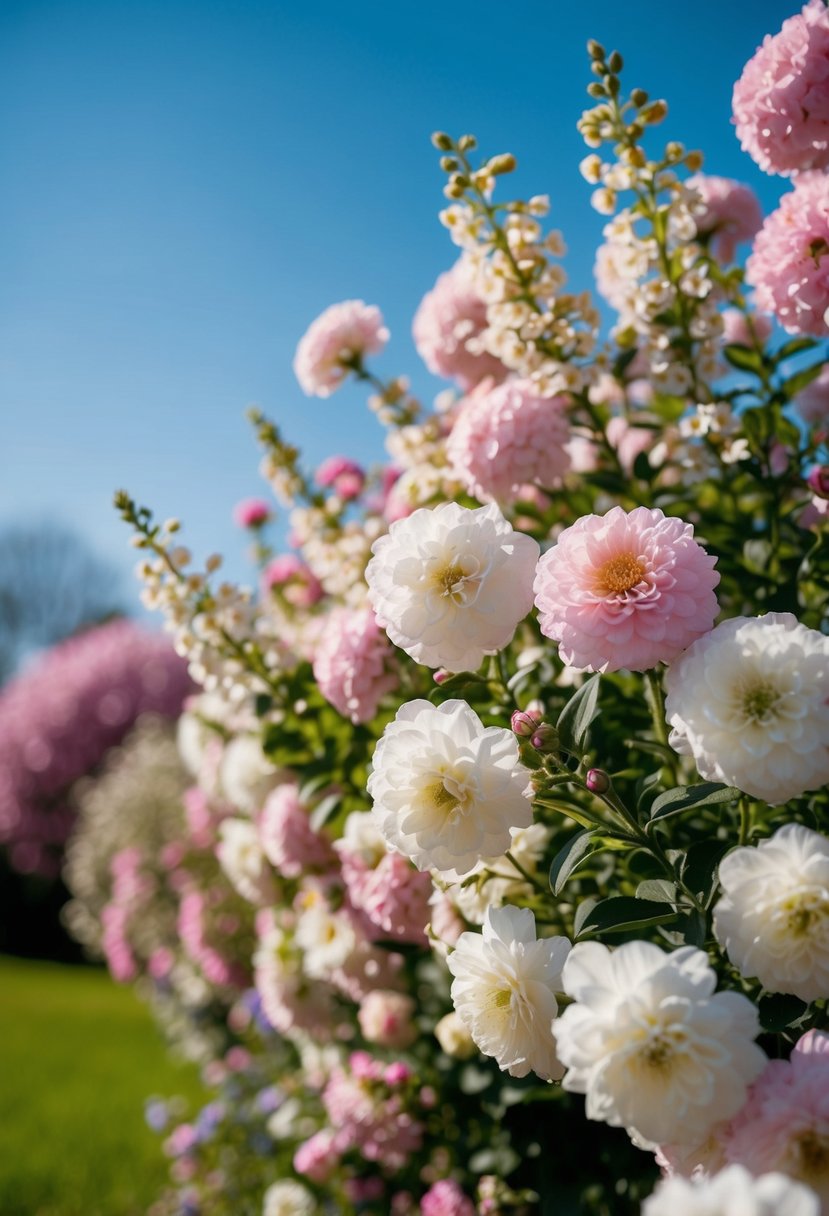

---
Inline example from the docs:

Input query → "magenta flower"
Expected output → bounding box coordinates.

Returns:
[745,172,829,337]
[0,619,191,876]
[312,606,398,725]
[733,0,829,176]
[412,255,508,390]
[446,379,571,505]
[533,506,720,672]
[293,300,389,397]
[687,174,763,265]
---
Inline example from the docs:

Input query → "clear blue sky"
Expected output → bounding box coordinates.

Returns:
[0,0,793,601]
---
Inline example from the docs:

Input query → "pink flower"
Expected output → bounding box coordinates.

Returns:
[293,1129,341,1184]
[533,506,720,672]
[412,256,507,390]
[357,991,417,1048]
[721,308,773,348]
[322,1057,423,1169]
[315,455,366,501]
[726,1030,829,1209]
[232,498,271,528]
[340,843,433,945]
[421,1179,477,1216]
[606,416,655,474]
[261,554,323,607]
[745,173,829,336]
[808,466,829,498]
[294,300,389,397]
[446,379,571,505]
[733,0,829,176]
[795,364,829,424]
[687,175,763,264]
[258,783,335,878]
[312,607,398,725]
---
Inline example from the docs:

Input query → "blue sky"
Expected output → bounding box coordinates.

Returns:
[1,0,793,602]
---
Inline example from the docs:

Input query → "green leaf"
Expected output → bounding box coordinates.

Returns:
[549,830,597,896]
[774,336,816,364]
[784,361,826,399]
[309,792,341,831]
[723,343,764,375]
[556,674,601,756]
[681,838,731,902]
[649,782,741,822]
[632,451,655,482]
[758,993,809,1033]
[573,896,599,938]
[635,879,677,904]
[575,896,678,939]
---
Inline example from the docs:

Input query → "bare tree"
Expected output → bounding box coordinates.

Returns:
[0,523,126,685]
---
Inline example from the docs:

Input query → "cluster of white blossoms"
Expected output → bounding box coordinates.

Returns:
[665,613,829,804]
[713,824,829,1003]
[366,501,539,672]
[288,502,384,606]
[366,699,533,879]
[436,139,599,398]
[383,414,462,514]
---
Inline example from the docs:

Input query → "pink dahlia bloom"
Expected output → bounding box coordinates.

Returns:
[446,379,571,504]
[733,0,829,176]
[312,607,398,724]
[795,363,829,424]
[412,255,507,389]
[533,506,720,672]
[342,849,433,945]
[687,175,763,265]
[322,1053,423,1170]
[421,1179,477,1216]
[726,1030,829,1209]
[258,782,335,878]
[293,300,389,397]
[262,553,323,608]
[315,455,366,500]
[293,1129,341,1184]
[745,173,829,336]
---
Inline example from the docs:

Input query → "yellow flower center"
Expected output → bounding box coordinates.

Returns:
[797,1130,829,1179]
[430,554,483,606]
[594,552,646,595]
[741,681,782,724]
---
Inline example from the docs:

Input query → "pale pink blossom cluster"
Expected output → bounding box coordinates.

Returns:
[315,455,366,501]
[312,606,399,724]
[420,1179,477,1216]
[262,554,324,607]
[733,0,829,176]
[446,379,572,504]
[293,300,389,397]
[258,783,336,879]
[413,255,508,389]
[687,174,763,264]
[320,1052,424,1170]
[746,172,829,336]
[533,506,720,672]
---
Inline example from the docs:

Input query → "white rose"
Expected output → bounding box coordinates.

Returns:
[643,1165,819,1216]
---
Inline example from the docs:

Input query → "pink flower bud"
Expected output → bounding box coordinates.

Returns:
[433,669,450,685]
[586,768,611,794]
[232,498,271,528]
[530,724,559,753]
[807,466,829,500]
[511,707,543,737]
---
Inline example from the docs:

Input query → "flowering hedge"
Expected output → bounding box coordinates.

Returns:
[90,4,829,1213]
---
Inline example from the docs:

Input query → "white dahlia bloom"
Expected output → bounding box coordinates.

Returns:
[643,1165,820,1216]
[262,1179,317,1216]
[446,905,571,1080]
[554,941,766,1145]
[713,824,829,1003]
[366,699,533,879]
[294,888,357,980]
[365,501,540,672]
[665,613,829,804]
[216,817,273,904]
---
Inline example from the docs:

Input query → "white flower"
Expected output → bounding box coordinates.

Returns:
[447,905,571,1080]
[665,613,829,804]
[367,699,533,879]
[449,822,552,924]
[713,824,829,1003]
[434,1010,478,1059]
[216,818,273,903]
[554,941,766,1145]
[642,1165,820,1216]
[262,1178,317,1216]
[293,887,357,979]
[365,501,539,672]
[220,735,283,813]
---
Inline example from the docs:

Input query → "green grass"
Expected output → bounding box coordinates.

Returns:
[0,955,203,1216]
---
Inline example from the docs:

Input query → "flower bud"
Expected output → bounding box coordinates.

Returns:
[530,724,559,753]
[642,100,668,124]
[631,87,649,107]
[433,669,450,685]
[487,153,517,176]
[587,39,606,60]
[439,156,459,172]
[807,466,829,499]
[685,150,704,171]
[457,134,477,152]
[511,708,543,738]
[586,768,611,794]
[434,1011,477,1060]
[431,131,453,151]
[608,50,623,73]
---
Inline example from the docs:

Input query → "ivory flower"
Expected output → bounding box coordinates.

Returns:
[665,613,829,804]
[366,502,539,672]
[262,1179,317,1216]
[366,699,533,879]
[533,506,719,672]
[446,905,571,1080]
[643,1165,819,1216]
[713,824,829,1002]
[554,941,765,1145]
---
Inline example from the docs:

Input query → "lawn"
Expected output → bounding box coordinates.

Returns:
[0,955,203,1216]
